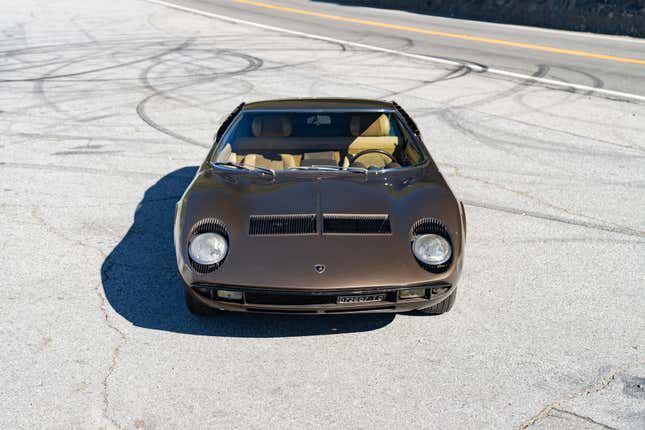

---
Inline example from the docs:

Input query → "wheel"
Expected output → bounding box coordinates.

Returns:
[418,289,457,315]
[184,286,218,316]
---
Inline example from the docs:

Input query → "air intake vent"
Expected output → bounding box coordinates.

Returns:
[249,214,317,235]
[323,214,391,234]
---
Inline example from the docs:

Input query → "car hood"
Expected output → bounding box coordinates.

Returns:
[175,167,465,289]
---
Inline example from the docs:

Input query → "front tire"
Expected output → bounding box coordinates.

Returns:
[418,289,456,315]
[185,287,218,316]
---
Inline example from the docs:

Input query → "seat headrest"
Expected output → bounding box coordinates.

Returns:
[251,116,292,137]
[350,114,390,137]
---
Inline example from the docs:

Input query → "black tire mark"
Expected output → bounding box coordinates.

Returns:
[453,64,552,110]
[32,51,111,121]
[510,67,601,116]
[135,47,263,147]
[10,132,166,144]
[0,39,194,82]
[52,150,122,156]
[464,200,645,238]
[438,108,643,160]
[511,66,645,132]
[70,14,98,44]
[439,161,645,189]
[386,64,471,97]
[0,161,163,179]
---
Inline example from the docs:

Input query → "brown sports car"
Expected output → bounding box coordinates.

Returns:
[174,99,466,315]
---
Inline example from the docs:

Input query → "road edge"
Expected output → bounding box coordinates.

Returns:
[143,0,645,103]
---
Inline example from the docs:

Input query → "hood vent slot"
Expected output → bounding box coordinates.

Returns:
[249,214,317,235]
[323,214,391,235]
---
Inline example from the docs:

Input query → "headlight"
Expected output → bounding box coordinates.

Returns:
[188,232,228,265]
[412,234,451,265]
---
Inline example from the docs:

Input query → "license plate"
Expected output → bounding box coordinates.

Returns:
[337,294,386,304]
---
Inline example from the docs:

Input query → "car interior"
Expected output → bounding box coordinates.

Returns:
[214,111,425,170]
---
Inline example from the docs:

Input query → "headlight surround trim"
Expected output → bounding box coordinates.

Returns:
[187,218,229,273]
[410,218,453,273]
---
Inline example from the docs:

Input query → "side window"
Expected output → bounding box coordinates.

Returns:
[405,142,422,165]
[392,101,421,139]
[394,117,423,165]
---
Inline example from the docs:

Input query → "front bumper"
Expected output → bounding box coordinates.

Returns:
[187,283,455,314]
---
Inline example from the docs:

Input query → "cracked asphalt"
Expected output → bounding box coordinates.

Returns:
[1,0,644,429]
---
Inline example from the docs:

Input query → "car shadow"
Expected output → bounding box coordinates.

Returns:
[101,166,395,337]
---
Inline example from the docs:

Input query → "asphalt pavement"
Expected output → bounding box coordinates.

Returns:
[163,0,645,97]
[1,0,644,429]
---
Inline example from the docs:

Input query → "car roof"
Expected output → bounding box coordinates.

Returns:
[242,98,396,111]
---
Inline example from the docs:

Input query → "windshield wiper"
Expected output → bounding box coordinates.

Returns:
[288,165,337,171]
[288,165,367,175]
[211,161,275,177]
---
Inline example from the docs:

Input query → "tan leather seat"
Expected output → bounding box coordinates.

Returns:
[242,116,297,170]
[243,153,296,169]
[216,143,237,163]
[345,114,398,167]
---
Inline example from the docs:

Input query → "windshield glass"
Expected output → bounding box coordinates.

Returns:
[212,110,426,171]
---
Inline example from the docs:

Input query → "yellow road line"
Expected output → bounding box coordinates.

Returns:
[234,0,645,65]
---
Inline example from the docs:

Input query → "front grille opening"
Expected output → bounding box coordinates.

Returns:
[323,214,391,234]
[249,214,317,235]
[410,218,452,273]
[246,308,316,314]
[245,292,337,305]
[324,306,396,313]
[188,218,228,274]
[244,291,397,306]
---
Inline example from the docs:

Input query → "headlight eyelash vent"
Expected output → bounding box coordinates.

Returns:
[410,218,452,273]
[188,218,228,273]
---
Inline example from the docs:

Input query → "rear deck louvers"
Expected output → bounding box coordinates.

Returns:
[323,214,391,234]
[249,214,317,235]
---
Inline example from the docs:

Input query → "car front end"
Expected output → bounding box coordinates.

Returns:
[174,99,465,315]
[174,167,465,315]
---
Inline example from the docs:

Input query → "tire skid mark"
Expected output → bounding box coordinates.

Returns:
[32,50,112,121]
[439,162,645,189]
[453,167,644,237]
[439,108,644,160]
[464,200,645,238]
[0,38,194,82]
[450,64,554,110]
[385,64,471,98]
[447,157,644,236]
[0,161,164,179]
[135,43,263,147]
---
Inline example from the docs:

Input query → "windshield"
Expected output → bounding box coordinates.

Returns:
[212,110,426,171]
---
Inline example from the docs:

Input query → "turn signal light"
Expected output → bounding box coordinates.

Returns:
[216,290,243,301]
[431,286,450,295]
[399,288,426,299]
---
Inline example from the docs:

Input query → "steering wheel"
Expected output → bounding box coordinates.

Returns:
[348,149,396,166]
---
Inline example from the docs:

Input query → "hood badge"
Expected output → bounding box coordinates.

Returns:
[314,264,326,274]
